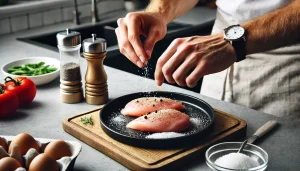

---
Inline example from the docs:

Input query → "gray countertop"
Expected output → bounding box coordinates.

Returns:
[0,7,299,171]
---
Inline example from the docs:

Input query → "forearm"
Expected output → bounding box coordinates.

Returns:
[242,0,300,55]
[145,0,199,23]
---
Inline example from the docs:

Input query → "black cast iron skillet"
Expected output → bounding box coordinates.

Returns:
[100,91,215,149]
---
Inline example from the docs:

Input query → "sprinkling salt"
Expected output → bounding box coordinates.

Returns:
[112,116,125,123]
[214,153,260,169]
[140,62,152,95]
[146,132,185,139]
[190,118,202,125]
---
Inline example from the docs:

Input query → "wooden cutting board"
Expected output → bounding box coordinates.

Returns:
[62,107,247,171]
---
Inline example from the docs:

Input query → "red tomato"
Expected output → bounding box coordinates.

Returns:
[4,77,36,106]
[0,84,19,117]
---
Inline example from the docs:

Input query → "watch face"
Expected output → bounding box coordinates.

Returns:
[224,25,245,40]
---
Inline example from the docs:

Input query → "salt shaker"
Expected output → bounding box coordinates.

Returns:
[57,28,83,103]
[83,34,108,105]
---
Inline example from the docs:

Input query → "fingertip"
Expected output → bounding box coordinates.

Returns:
[143,61,148,67]
[139,56,147,63]
[155,80,162,86]
[117,18,121,26]
[187,82,196,88]
[146,50,151,59]
[137,61,144,68]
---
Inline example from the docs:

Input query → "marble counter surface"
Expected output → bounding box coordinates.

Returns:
[0,7,299,171]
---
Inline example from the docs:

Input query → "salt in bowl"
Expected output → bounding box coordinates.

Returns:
[205,142,268,171]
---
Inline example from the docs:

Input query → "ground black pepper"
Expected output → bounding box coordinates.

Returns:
[144,116,148,119]
[61,62,81,81]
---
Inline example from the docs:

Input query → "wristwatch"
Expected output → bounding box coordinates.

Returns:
[223,24,246,62]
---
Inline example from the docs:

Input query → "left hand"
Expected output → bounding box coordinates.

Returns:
[155,33,237,88]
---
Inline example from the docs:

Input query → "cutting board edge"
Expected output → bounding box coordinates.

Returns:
[62,116,156,171]
[152,112,247,171]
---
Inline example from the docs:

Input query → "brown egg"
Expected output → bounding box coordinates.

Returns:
[8,133,40,155]
[44,140,72,160]
[0,137,7,152]
[0,157,22,171]
[28,154,59,171]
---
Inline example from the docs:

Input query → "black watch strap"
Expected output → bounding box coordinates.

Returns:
[232,40,246,62]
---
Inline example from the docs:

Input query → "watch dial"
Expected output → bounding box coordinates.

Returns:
[225,25,245,40]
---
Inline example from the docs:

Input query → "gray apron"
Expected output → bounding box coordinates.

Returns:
[200,11,300,122]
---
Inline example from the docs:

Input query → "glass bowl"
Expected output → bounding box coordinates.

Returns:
[206,142,268,171]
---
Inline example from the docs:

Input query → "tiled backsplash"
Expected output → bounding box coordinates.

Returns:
[0,0,125,35]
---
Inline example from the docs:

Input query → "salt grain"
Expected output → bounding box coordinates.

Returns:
[141,62,151,94]
[190,118,202,125]
[146,132,185,139]
[214,152,260,169]
[112,116,125,123]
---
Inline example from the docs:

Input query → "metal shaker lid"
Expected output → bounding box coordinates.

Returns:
[83,34,106,53]
[56,28,81,46]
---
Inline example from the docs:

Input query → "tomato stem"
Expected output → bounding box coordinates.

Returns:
[4,76,23,86]
[0,84,4,94]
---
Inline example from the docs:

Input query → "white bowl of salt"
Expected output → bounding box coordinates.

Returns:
[205,142,268,171]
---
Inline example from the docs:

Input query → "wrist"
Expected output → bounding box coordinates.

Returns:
[145,5,172,24]
[144,11,170,25]
[241,23,256,55]
[208,33,238,62]
[223,25,247,62]
[217,33,238,62]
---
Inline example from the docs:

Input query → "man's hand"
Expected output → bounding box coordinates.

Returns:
[155,33,237,88]
[115,0,199,68]
[115,12,167,68]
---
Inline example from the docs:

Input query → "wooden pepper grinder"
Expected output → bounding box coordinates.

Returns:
[83,34,108,105]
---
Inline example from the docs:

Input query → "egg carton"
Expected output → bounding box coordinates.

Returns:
[0,135,82,171]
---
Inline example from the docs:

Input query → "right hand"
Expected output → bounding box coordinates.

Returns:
[115,12,167,68]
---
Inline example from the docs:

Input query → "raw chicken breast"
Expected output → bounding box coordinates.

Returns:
[126,109,191,132]
[121,97,184,116]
